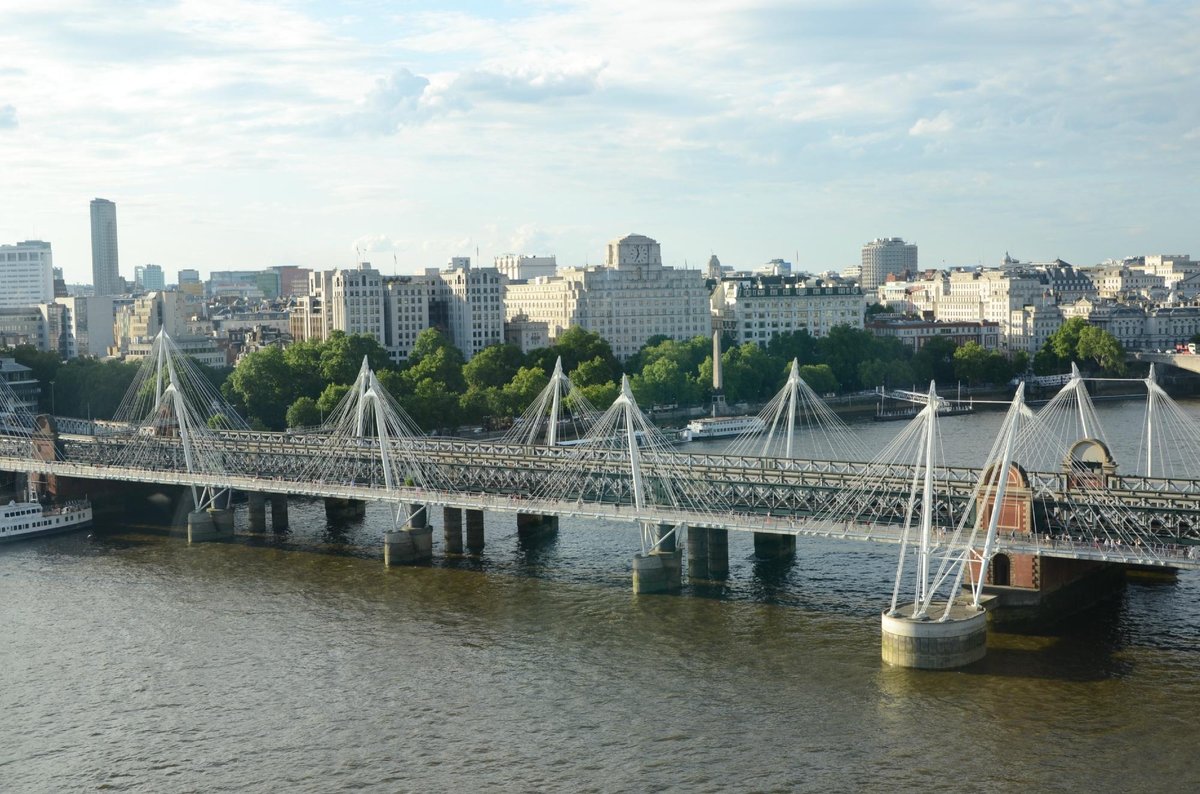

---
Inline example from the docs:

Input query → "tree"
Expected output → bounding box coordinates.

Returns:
[766,330,819,366]
[910,336,957,385]
[401,377,461,433]
[404,346,466,393]
[1077,325,1126,375]
[223,346,295,429]
[577,381,618,410]
[631,357,696,406]
[497,366,549,417]
[529,327,620,383]
[797,364,838,395]
[463,344,525,390]
[319,331,391,384]
[2,345,61,411]
[952,341,990,386]
[865,302,891,317]
[47,358,139,419]
[316,383,350,417]
[285,396,321,429]
[570,356,617,388]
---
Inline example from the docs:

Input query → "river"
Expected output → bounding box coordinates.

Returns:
[2,398,1198,791]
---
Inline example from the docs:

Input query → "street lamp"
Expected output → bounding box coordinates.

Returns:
[49,380,55,416]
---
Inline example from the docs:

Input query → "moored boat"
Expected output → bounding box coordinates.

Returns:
[0,490,93,543]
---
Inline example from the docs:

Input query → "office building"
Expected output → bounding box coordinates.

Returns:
[135,264,165,292]
[0,240,55,308]
[860,237,917,298]
[90,198,121,296]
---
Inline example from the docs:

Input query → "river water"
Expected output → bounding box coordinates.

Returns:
[3,399,1199,791]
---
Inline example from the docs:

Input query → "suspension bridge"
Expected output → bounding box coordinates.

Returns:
[3,333,1200,666]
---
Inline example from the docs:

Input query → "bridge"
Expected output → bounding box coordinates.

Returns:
[1132,350,1200,375]
[3,334,1200,666]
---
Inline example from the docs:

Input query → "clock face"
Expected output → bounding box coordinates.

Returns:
[635,244,649,264]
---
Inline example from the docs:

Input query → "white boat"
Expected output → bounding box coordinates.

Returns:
[680,415,767,442]
[0,488,92,543]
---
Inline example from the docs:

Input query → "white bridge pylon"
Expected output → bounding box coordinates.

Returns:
[109,330,249,511]
[503,357,600,446]
[727,358,871,461]
[535,375,715,554]
[301,357,444,530]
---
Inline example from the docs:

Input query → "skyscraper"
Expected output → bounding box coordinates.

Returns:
[90,198,120,296]
[860,237,917,299]
[0,240,55,308]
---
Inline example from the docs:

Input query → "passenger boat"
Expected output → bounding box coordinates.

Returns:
[0,487,93,543]
[680,415,767,442]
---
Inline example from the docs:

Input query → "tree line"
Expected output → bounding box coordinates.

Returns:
[2,317,1127,432]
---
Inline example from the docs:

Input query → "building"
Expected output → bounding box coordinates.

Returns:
[382,275,431,362]
[330,263,385,340]
[56,296,115,358]
[0,358,39,412]
[866,318,1001,352]
[177,268,204,299]
[0,304,67,355]
[90,198,121,296]
[0,240,55,308]
[110,291,192,357]
[432,258,505,359]
[504,233,711,361]
[710,274,863,345]
[861,238,917,298]
[495,254,556,281]
[504,313,549,353]
[270,265,312,297]
[52,267,68,298]
[134,264,165,292]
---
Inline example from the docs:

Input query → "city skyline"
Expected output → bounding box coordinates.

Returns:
[1,1,1197,285]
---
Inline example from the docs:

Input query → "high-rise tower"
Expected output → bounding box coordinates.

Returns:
[860,237,917,300]
[90,198,120,296]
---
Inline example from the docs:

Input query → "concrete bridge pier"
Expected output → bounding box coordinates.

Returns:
[443,507,464,555]
[384,525,434,566]
[465,509,485,554]
[687,525,710,580]
[187,507,234,543]
[517,512,559,542]
[633,523,683,594]
[707,528,729,579]
[753,531,796,561]
[270,494,289,530]
[247,492,267,531]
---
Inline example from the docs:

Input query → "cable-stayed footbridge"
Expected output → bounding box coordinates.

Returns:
[2,333,1200,581]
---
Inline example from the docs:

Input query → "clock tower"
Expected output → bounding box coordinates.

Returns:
[607,233,661,270]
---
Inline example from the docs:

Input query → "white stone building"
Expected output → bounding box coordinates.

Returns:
[504,233,711,361]
[56,296,116,358]
[0,240,55,308]
[495,254,556,281]
[860,238,917,298]
[711,275,863,345]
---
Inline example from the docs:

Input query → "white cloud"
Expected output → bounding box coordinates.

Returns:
[909,111,955,137]
[0,104,16,129]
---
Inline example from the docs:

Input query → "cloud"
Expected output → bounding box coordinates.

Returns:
[0,105,16,129]
[449,62,605,104]
[353,234,406,254]
[909,111,954,137]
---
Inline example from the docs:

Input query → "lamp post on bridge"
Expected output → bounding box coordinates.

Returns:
[49,380,55,416]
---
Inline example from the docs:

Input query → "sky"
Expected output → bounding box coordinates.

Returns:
[1,0,1198,285]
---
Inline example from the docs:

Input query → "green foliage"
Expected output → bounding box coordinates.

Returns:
[463,344,525,390]
[631,357,698,406]
[797,364,838,394]
[319,331,391,384]
[206,413,232,430]
[1037,317,1125,376]
[529,327,620,384]
[865,302,891,317]
[910,336,957,385]
[577,381,619,409]
[401,377,461,433]
[285,396,321,429]
[569,356,617,388]
[766,330,819,365]
[47,358,139,419]
[223,346,294,430]
[316,383,351,417]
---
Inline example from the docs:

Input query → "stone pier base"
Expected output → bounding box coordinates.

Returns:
[443,507,464,555]
[187,508,234,544]
[632,549,683,594]
[754,532,796,560]
[384,525,434,566]
[465,509,485,554]
[517,512,559,542]
[881,602,988,669]
[707,528,729,578]
[248,492,266,531]
[687,525,710,580]
[269,494,289,530]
